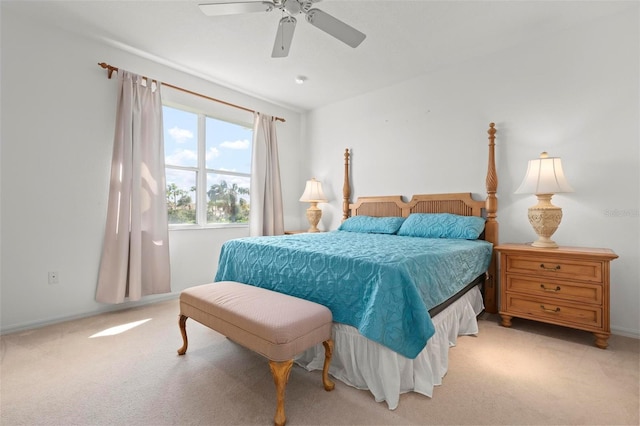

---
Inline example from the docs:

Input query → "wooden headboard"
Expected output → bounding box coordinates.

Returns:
[349,193,485,218]
[341,123,499,313]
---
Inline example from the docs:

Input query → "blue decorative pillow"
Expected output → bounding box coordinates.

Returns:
[339,216,406,234]
[397,213,486,240]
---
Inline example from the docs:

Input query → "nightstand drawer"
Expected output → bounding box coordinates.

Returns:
[505,275,602,305]
[505,295,602,329]
[505,255,603,283]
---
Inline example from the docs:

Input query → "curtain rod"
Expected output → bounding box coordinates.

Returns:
[97,62,285,123]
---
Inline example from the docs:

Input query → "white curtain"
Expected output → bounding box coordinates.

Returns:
[96,70,171,304]
[249,113,284,236]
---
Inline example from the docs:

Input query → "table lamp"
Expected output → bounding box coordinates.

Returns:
[515,152,573,248]
[299,178,327,233]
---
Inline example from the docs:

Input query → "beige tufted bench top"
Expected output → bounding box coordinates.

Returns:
[179,281,333,362]
[177,281,334,426]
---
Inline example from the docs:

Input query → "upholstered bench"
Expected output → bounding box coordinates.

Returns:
[178,281,335,426]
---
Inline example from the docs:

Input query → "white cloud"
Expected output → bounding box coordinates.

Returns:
[165,149,197,167]
[168,126,194,144]
[206,147,220,161]
[220,139,249,150]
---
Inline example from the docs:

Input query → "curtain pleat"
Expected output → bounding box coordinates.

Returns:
[96,71,171,304]
[249,113,284,236]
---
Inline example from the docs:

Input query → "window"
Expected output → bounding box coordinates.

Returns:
[163,104,252,227]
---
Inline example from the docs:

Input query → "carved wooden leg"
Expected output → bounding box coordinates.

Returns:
[500,314,513,327]
[269,360,293,426]
[321,339,335,391]
[177,314,189,355]
[593,332,610,349]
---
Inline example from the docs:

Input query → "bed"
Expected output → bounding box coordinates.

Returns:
[214,123,499,409]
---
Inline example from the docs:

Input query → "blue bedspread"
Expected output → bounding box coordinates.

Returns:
[214,231,492,358]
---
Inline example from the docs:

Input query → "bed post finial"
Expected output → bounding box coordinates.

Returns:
[484,122,499,314]
[343,149,351,222]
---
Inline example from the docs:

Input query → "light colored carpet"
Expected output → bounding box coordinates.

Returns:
[1,298,638,425]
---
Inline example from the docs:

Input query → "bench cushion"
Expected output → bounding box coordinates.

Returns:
[180,281,333,362]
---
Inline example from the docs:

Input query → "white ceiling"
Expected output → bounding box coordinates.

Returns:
[4,0,635,111]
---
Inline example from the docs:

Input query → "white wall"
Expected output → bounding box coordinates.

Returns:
[0,9,304,332]
[2,4,638,338]
[306,7,639,337]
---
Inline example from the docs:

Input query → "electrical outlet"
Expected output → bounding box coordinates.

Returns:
[48,271,59,285]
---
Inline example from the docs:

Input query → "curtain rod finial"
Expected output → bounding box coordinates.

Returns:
[98,62,116,79]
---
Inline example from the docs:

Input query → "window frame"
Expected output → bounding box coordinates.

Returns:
[163,97,254,230]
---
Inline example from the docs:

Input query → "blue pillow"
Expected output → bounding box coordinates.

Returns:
[339,216,406,234]
[397,213,485,240]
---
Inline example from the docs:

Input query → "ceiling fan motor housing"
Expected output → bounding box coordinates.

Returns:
[279,0,315,15]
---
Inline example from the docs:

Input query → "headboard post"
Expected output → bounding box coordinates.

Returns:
[342,149,351,222]
[484,123,499,314]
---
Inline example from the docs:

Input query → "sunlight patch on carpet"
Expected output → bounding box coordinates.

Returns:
[89,319,152,338]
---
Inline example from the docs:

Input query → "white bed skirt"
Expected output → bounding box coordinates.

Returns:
[295,285,484,410]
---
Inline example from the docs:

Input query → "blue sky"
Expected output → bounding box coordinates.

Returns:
[163,105,252,199]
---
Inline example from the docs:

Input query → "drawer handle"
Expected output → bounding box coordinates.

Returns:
[540,263,561,271]
[540,284,561,292]
[540,305,561,313]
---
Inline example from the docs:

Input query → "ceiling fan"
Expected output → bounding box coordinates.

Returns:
[198,0,366,58]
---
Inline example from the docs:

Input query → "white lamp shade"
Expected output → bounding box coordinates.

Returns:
[299,178,327,202]
[515,152,574,195]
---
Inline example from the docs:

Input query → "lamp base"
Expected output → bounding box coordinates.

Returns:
[530,238,560,248]
[305,203,322,233]
[528,194,563,248]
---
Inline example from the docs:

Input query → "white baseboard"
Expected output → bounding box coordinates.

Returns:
[611,325,640,340]
[4,292,638,341]
[0,292,180,335]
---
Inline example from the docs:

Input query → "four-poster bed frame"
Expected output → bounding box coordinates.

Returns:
[339,122,499,313]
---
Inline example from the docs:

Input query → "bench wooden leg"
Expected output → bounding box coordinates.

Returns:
[177,314,188,355]
[269,359,293,426]
[322,339,335,391]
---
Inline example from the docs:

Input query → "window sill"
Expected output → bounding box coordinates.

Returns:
[169,223,249,231]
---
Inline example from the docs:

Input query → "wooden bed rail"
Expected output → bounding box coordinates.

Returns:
[341,123,499,313]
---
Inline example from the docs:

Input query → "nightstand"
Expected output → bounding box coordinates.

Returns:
[495,243,618,349]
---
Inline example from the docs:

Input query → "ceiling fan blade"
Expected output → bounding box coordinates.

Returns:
[305,8,366,48]
[271,16,297,58]
[199,1,275,16]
